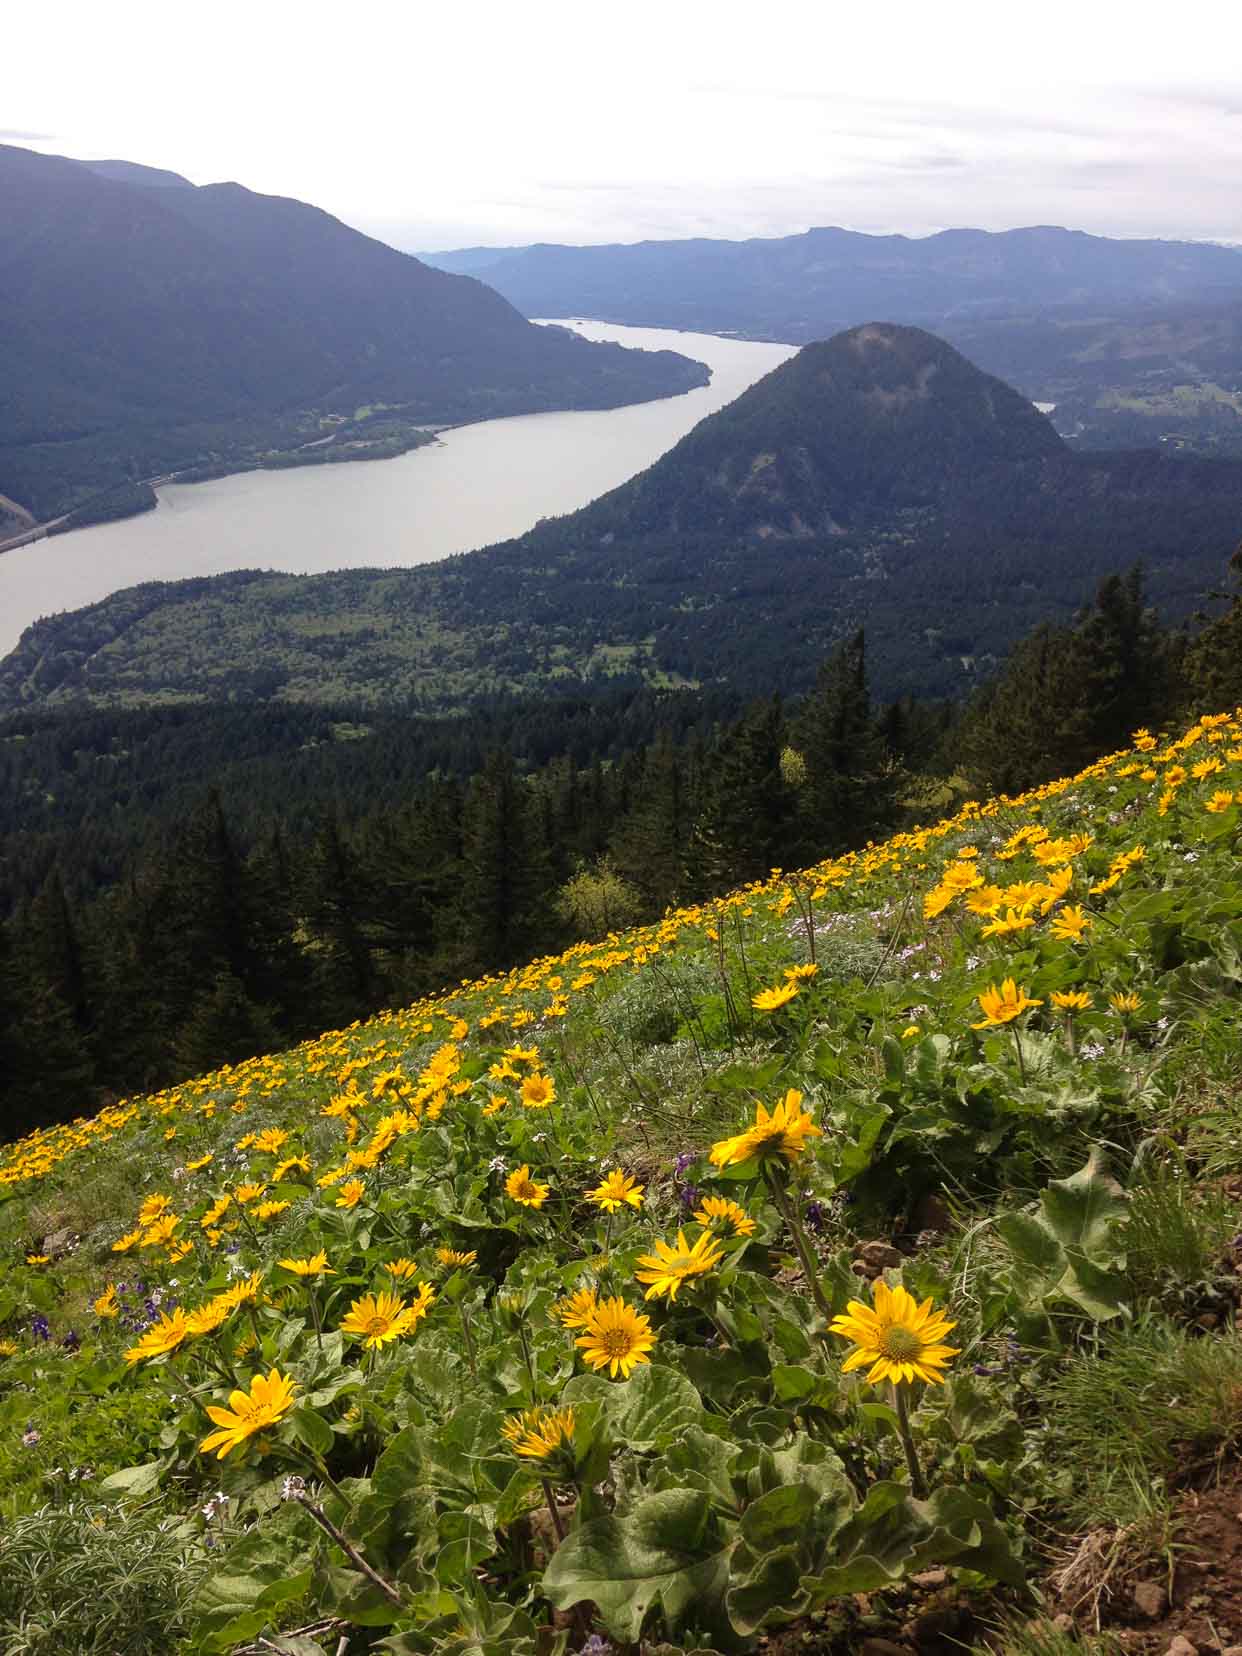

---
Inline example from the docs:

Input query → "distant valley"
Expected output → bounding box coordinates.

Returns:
[5,322,1240,713]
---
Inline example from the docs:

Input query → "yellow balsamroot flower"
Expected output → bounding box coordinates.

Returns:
[1110,991,1143,1015]
[94,1285,119,1318]
[137,1193,173,1225]
[233,1183,267,1206]
[253,1200,291,1222]
[1035,866,1074,913]
[980,906,1036,940]
[502,1405,576,1461]
[279,1251,334,1278]
[694,1194,757,1237]
[437,1247,477,1269]
[922,884,957,920]
[574,1296,658,1379]
[216,1270,264,1311]
[25,1253,49,1265]
[506,1165,550,1208]
[252,1128,289,1154]
[124,1309,192,1364]
[185,1300,231,1337]
[1205,790,1238,813]
[972,979,1043,1028]
[185,1153,214,1172]
[635,1228,725,1302]
[199,1368,297,1460]
[551,1286,599,1329]
[272,1155,311,1182]
[1050,990,1093,1013]
[587,1170,644,1212]
[140,1216,180,1249]
[340,1289,422,1349]
[964,884,1005,917]
[1049,904,1092,943]
[200,1195,232,1230]
[384,1257,420,1281]
[784,962,819,982]
[520,1074,556,1109]
[335,1179,365,1210]
[829,1279,960,1387]
[709,1089,823,1168]
[752,981,800,1013]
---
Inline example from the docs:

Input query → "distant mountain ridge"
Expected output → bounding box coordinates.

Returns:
[422,224,1242,337]
[4,323,1240,712]
[0,144,707,518]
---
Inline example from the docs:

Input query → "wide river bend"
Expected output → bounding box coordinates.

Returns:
[0,322,796,660]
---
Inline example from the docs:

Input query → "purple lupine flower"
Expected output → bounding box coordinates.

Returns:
[30,1315,50,1342]
[674,1152,696,1177]
[61,1330,81,1352]
[679,1184,701,1211]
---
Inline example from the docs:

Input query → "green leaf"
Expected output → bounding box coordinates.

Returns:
[563,1362,702,1451]
[291,1406,334,1456]
[98,1460,163,1499]
[1040,1148,1128,1265]
[543,1488,735,1643]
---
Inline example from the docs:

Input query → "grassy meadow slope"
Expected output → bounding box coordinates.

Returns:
[1,712,1241,1653]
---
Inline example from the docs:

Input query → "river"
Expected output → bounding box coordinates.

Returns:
[0,322,796,659]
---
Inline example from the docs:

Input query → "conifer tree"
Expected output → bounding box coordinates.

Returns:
[689,697,794,893]
[793,630,896,857]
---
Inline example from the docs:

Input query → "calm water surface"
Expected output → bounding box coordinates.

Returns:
[0,322,795,658]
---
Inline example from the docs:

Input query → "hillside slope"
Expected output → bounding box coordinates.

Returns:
[2,708,1240,1652]
[0,144,707,518]
[4,323,1240,710]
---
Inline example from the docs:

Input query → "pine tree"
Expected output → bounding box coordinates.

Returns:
[459,751,551,970]
[689,698,794,893]
[793,630,897,858]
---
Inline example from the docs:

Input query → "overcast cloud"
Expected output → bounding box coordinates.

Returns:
[8,0,1242,249]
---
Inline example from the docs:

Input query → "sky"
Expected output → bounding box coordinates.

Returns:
[7,0,1242,251]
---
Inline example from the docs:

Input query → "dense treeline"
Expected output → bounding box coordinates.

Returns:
[3,559,1239,1141]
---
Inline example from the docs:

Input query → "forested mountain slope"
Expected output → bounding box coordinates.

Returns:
[0,145,707,518]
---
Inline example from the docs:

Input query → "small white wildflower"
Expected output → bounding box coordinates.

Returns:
[280,1475,307,1502]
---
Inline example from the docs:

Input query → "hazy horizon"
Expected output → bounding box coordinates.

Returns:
[7,0,1242,252]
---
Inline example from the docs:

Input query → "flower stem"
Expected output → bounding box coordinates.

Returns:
[892,1381,928,1499]
[541,1478,566,1542]
[294,1492,403,1606]
[1010,1023,1028,1084]
[766,1168,831,1322]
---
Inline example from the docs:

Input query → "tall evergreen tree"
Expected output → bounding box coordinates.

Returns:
[792,630,897,857]
[689,698,794,893]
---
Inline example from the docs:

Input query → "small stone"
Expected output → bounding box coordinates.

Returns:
[861,1640,910,1656]
[1133,1581,1169,1619]
[41,1228,74,1256]
[854,1240,904,1273]
[1165,1637,1197,1656]
[910,1569,948,1590]
[1195,1312,1220,1330]
[1219,1645,1242,1656]
[1052,1615,1075,1633]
